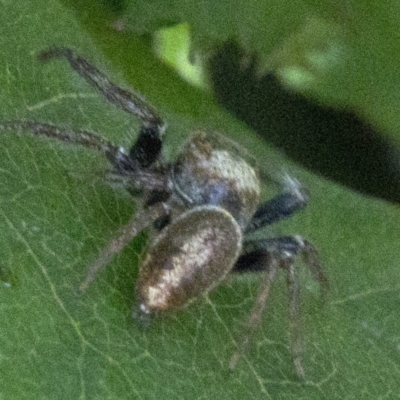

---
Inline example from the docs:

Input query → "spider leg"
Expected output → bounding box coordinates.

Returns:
[39,47,165,168]
[286,258,304,378]
[229,255,279,370]
[79,202,169,292]
[235,236,329,294]
[2,49,167,171]
[245,175,308,234]
[1,51,174,292]
[231,236,328,377]
[0,121,168,191]
[0,121,118,154]
[38,48,164,130]
[300,238,330,294]
[0,120,129,170]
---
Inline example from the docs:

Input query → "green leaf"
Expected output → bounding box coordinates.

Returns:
[0,1,399,399]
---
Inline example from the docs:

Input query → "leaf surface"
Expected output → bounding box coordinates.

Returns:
[0,1,399,399]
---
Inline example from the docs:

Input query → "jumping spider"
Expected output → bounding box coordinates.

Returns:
[0,48,328,378]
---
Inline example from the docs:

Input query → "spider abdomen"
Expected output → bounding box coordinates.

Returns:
[134,205,242,320]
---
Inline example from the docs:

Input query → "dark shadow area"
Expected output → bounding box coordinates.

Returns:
[101,0,127,13]
[209,42,400,204]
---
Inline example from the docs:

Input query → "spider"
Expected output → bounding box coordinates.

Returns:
[0,48,328,378]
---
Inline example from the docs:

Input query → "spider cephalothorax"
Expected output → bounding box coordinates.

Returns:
[0,48,328,378]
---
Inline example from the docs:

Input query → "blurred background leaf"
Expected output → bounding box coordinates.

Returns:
[123,0,400,141]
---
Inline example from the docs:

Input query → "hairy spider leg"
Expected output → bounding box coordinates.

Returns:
[287,258,303,378]
[1,48,174,292]
[235,237,328,291]
[230,179,328,377]
[238,175,328,291]
[237,176,328,289]
[0,122,167,191]
[229,256,279,371]
[0,120,171,289]
[39,47,166,168]
[231,236,328,378]
[79,202,169,292]
[245,176,309,234]
[0,121,118,153]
